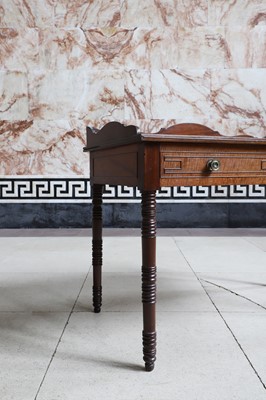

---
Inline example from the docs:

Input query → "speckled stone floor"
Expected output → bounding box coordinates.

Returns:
[1,229,266,400]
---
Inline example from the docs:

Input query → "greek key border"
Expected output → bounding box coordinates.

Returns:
[0,178,266,203]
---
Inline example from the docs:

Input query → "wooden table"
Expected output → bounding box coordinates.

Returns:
[84,121,266,371]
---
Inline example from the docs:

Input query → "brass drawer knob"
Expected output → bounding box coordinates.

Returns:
[207,159,220,171]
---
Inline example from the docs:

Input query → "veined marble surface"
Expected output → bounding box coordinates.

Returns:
[0,0,54,28]
[0,0,266,176]
[0,71,28,120]
[225,26,266,68]
[28,69,124,120]
[211,69,266,137]
[209,0,266,27]
[0,120,88,175]
[125,69,211,120]
[121,0,208,28]
[54,0,120,28]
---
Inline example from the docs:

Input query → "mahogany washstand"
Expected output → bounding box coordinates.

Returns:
[84,122,266,372]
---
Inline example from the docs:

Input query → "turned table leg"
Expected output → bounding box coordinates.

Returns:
[92,184,104,313]
[141,190,157,372]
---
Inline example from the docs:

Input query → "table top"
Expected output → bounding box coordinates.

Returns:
[84,121,266,152]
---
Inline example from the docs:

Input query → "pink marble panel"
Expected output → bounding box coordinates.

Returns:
[83,27,134,68]
[209,0,266,27]
[125,69,211,119]
[177,0,208,28]
[29,70,124,120]
[211,69,266,137]
[41,27,177,70]
[125,28,179,69]
[39,28,88,70]
[125,70,153,119]
[29,70,89,120]
[225,26,266,68]
[177,27,226,68]
[0,120,89,175]
[0,71,28,120]
[54,0,120,28]
[84,27,179,69]
[208,117,265,138]
[0,28,38,71]
[1,0,266,180]
[121,0,208,28]
[43,25,227,70]
[0,0,54,28]
[86,70,124,120]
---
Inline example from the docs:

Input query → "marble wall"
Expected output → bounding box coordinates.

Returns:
[0,0,266,177]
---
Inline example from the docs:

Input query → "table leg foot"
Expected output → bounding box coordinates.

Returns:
[145,363,154,372]
[93,285,102,313]
[143,331,156,372]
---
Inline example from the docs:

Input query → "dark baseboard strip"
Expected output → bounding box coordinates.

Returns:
[1,203,266,229]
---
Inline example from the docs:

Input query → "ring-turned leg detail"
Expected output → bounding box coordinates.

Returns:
[141,190,157,372]
[92,282,102,313]
[142,331,157,371]
[92,184,104,313]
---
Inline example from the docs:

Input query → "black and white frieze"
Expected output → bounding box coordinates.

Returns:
[0,178,266,203]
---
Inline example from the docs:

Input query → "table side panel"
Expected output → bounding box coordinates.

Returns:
[90,143,140,186]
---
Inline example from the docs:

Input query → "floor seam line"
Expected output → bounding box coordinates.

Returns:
[243,237,266,252]
[173,238,266,391]
[34,266,91,400]
[202,288,266,391]
[201,279,266,311]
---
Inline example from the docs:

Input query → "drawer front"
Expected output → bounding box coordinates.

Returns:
[161,152,266,177]
[160,147,266,186]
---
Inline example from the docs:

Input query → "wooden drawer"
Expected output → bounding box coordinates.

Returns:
[160,144,266,187]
